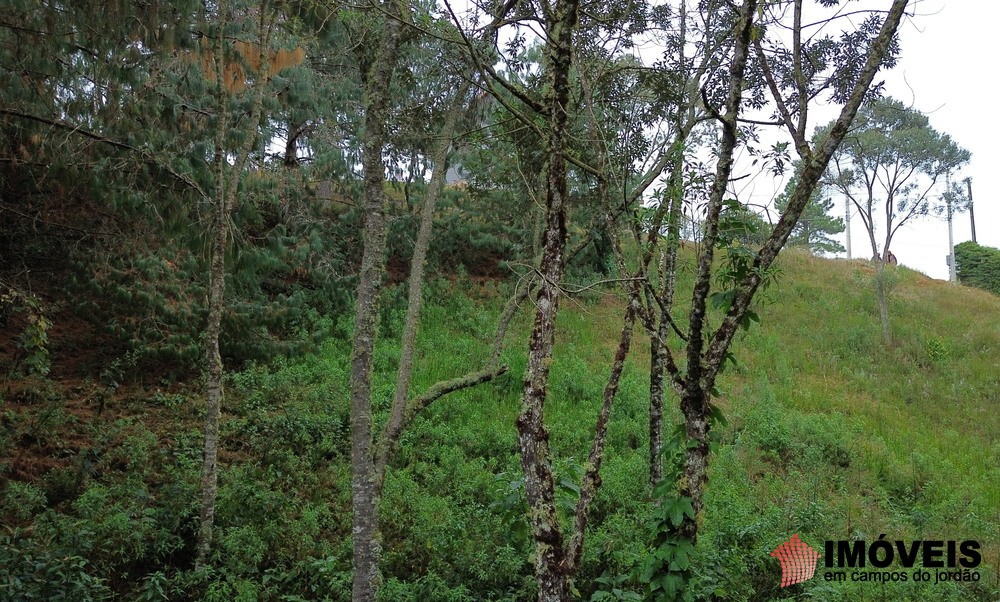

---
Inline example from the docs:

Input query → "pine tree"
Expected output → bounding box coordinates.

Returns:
[775,165,845,254]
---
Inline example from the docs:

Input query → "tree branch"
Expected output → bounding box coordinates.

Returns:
[0,108,136,151]
[703,0,910,387]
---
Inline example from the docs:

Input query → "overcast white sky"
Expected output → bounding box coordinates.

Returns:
[738,1,999,280]
[870,1,999,279]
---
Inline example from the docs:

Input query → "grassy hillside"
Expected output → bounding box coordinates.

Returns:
[692,251,1000,600]
[1,249,997,601]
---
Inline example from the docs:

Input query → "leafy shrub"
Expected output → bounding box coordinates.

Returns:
[1,481,46,521]
[0,530,113,601]
[925,335,950,363]
[955,241,1000,295]
[1,287,52,377]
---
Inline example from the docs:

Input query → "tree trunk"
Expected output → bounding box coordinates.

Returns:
[196,18,230,567]
[648,151,685,488]
[566,297,638,572]
[675,0,758,544]
[197,0,273,567]
[349,4,405,599]
[874,259,892,345]
[197,193,227,567]
[375,91,466,484]
[648,332,667,486]
[515,0,580,599]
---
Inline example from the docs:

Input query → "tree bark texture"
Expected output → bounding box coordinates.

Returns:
[648,150,685,488]
[677,0,758,542]
[349,4,405,599]
[515,0,580,598]
[648,332,667,486]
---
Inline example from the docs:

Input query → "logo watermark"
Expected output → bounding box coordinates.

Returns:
[771,534,821,587]
[771,534,983,587]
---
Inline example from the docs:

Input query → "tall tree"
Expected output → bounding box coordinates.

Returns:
[823,97,969,342]
[466,0,686,595]
[633,0,728,487]
[632,1,913,598]
[508,0,583,597]
[346,2,408,598]
[824,97,969,263]
[196,0,286,565]
[344,5,512,599]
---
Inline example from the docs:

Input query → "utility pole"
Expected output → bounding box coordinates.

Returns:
[947,192,956,282]
[844,194,852,259]
[966,177,976,243]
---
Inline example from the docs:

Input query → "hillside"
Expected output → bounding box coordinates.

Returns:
[1,248,998,601]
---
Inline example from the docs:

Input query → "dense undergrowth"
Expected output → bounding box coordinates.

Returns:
[1,250,998,601]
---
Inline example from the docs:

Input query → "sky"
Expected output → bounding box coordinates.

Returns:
[872,1,1000,280]
[739,1,999,280]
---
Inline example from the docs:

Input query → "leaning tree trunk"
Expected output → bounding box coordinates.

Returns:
[375,90,467,483]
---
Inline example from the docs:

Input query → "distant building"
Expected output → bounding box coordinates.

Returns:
[445,163,469,186]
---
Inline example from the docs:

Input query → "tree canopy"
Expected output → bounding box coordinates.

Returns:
[824,96,970,261]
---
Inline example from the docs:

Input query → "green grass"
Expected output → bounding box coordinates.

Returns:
[695,251,1000,601]
[2,250,998,601]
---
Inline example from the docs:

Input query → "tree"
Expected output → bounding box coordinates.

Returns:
[344,5,514,599]
[825,97,970,262]
[775,164,845,254]
[566,0,754,492]
[345,2,408,598]
[196,0,286,566]
[632,0,913,597]
[507,0,583,596]
[824,97,969,342]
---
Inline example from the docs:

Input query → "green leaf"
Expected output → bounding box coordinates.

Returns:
[670,540,695,571]
[666,498,695,528]
[739,309,760,331]
[709,290,735,310]
[708,404,728,427]
[559,477,580,496]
